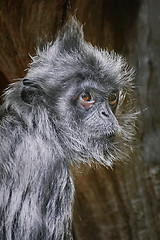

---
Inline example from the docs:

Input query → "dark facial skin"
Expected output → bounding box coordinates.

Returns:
[68,78,119,139]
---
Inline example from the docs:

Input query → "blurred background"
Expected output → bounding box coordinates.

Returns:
[0,1,160,239]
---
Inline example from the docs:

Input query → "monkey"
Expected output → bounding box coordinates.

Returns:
[0,18,136,240]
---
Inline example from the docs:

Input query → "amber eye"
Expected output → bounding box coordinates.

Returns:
[80,92,92,101]
[108,92,118,107]
[74,91,95,110]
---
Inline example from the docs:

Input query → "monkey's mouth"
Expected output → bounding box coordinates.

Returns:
[106,131,116,140]
[87,131,116,147]
[97,130,116,141]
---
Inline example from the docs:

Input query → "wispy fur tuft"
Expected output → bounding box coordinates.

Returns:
[0,18,136,239]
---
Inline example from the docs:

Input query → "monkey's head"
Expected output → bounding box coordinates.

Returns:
[5,18,136,167]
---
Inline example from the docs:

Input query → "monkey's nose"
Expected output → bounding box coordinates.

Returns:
[101,111,109,118]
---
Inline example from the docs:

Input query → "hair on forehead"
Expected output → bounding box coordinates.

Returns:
[30,17,134,93]
[56,17,84,52]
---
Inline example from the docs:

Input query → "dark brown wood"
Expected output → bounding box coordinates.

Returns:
[0,71,9,102]
[0,1,159,239]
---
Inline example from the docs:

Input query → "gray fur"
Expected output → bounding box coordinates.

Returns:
[0,18,136,239]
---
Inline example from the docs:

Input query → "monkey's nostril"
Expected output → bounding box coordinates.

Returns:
[102,111,109,118]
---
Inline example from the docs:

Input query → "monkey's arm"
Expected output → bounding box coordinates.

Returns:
[0,110,74,240]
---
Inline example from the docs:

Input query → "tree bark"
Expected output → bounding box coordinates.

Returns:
[0,1,159,239]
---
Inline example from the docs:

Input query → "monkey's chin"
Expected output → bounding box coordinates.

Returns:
[86,134,115,153]
[93,132,116,142]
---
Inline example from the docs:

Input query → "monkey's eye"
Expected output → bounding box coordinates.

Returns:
[75,92,95,110]
[80,92,92,102]
[108,92,118,107]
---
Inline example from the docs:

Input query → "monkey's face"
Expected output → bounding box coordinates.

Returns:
[58,78,119,140]
[71,86,119,139]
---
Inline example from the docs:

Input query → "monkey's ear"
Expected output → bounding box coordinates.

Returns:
[21,79,42,104]
[57,17,84,53]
